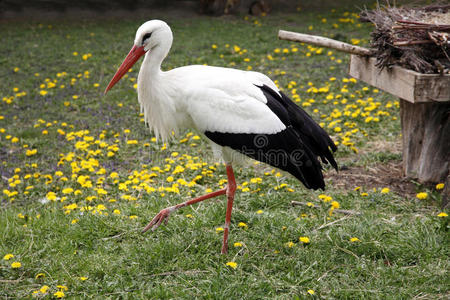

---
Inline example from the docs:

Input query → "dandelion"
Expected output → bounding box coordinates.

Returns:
[299,236,310,244]
[233,242,243,247]
[437,212,448,217]
[307,289,315,295]
[35,273,45,279]
[3,253,14,260]
[238,222,248,229]
[331,201,340,209]
[11,261,22,268]
[216,227,224,233]
[381,187,390,194]
[436,183,444,190]
[256,210,263,214]
[416,192,428,200]
[285,241,295,248]
[113,209,121,215]
[62,188,74,194]
[39,285,49,293]
[54,291,65,298]
[26,149,37,156]
[226,261,237,269]
[185,214,193,218]
[350,237,360,242]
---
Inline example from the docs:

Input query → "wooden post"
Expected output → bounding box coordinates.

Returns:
[348,55,450,185]
[400,100,450,183]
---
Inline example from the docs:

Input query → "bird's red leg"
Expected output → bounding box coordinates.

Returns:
[142,188,227,233]
[221,164,236,254]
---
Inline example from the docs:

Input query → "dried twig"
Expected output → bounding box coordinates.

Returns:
[363,5,450,74]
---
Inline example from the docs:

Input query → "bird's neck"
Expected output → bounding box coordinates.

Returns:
[141,44,169,76]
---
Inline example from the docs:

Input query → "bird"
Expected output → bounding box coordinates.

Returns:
[104,20,337,254]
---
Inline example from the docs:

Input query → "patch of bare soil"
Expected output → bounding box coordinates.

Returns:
[325,161,423,199]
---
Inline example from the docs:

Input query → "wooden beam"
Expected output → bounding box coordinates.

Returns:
[349,55,450,103]
[278,30,373,56]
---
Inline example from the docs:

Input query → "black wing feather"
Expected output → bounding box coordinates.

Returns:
[260,84,338,170]
[204,84,337,190]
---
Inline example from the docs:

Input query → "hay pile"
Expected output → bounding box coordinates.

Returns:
[361,4,450,74]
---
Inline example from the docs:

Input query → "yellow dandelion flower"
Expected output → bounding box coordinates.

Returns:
[216,227,224,233]
[226,261,237,269]
[54,291,65,298]
[40,285,49,293]
[331,201,340,209]
[381,187,390,194]
[437,212,448,217]
[307,289,315,295]
[416,192,428,200]
[350,237,360,242]
[299,236,310,244]
[11,261,22,268]
[286,241,295,248]
[238,222,248,229]
[436,183,444,190]
[233,242,243,247]
[3,253,14,260]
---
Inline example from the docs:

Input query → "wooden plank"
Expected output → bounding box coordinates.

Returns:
[278,30,373,56]
[349,55,450,103]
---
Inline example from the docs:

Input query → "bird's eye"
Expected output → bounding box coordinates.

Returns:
[142,32,152,44]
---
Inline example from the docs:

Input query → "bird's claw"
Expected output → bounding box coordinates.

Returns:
[142,208,172,233]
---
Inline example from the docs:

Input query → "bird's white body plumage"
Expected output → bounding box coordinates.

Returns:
[136,20,286,162]
[134,21,289,163]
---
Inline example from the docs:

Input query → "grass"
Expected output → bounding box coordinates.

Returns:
[1,7,449,299]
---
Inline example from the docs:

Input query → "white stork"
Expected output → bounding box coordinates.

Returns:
[105,20,337,254]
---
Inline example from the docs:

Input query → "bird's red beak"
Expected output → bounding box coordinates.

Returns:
[104,45,146,94]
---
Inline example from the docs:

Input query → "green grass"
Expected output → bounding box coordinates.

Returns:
[1,8,449,299]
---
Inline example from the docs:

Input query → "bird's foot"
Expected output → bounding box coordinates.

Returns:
[142,207,175,233]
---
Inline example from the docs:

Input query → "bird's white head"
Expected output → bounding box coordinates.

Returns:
[104,20,172,94]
